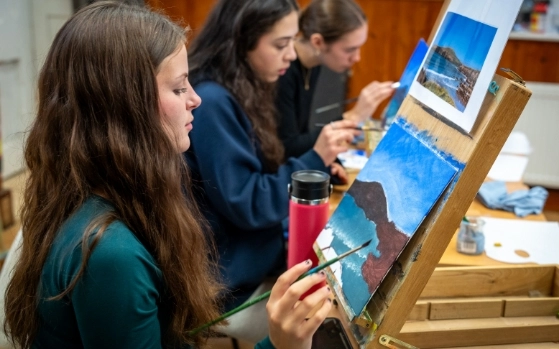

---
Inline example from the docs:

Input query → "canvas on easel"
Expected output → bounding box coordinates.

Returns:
[316,117,463,321]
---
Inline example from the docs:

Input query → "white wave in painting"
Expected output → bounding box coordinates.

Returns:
[316,226,343,287]
[425,68,458,83]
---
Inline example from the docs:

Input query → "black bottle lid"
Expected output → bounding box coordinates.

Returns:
[289,170,331,200]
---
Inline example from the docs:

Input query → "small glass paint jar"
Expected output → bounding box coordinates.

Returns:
[456,217,485,255]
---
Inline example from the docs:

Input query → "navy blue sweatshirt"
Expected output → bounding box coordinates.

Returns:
[185,80,328,310]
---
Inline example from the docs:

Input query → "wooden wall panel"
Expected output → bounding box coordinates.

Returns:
[499,39,559,83]
[147,0,559,115]
[145,0,216,39]
[352,0,444,117]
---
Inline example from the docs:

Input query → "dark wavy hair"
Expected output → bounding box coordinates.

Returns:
[4,2,222,347]
[300,0,367,44]
[188,0,299,171]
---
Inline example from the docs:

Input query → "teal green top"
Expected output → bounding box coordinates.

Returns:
[34,196,275,349]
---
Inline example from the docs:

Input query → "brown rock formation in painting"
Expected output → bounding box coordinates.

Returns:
[348,180,410,294]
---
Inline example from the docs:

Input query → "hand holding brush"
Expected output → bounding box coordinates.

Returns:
[188,239,372,336]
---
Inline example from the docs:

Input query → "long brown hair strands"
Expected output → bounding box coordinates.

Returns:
[4,2,222,347]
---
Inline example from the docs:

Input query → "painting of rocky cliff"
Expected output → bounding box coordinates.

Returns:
[416,12,496,112]
[408,0,523,133]
[316,117,464,320]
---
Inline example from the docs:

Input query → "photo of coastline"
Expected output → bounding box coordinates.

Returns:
[417,12,497,112]
[315,118,463,320]
[408,0,523,133]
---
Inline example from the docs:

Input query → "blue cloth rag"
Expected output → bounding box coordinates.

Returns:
[477,181,548,217]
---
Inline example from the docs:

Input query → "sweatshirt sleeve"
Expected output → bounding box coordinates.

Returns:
[275,66,321,158]
[188,82,328,231]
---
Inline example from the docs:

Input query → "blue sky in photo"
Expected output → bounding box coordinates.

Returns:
[435,12,497,70]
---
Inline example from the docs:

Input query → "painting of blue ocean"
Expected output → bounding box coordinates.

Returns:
[416,12,497,112]
[316,117,464,320]
[383,39,428,127]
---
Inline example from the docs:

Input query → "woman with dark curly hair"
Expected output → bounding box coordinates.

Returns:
[185,0,355,342]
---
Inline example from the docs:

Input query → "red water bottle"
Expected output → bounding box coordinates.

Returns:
[287,170,331,271]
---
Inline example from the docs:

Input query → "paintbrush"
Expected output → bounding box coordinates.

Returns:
[315,82,401,114]
[315,97,359,114]
[314,123,383,132]
[188,239,372,336]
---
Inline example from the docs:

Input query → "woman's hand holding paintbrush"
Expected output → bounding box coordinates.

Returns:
[315,81,399,121]
[266,259,333,349]
[315,122,383,132]
[313,119,361,166]
[344,81,399,122]
[188,240,372,339]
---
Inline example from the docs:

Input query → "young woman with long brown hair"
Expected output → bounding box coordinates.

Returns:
[3,2,331,348]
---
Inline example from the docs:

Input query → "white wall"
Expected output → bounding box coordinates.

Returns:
[0,0,72,179]
[0,0,36,178]
[514,82,559,189]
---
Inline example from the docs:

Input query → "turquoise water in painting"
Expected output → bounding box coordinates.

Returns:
[328,194,378,317]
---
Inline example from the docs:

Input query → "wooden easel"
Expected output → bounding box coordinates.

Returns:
[329,70,533,349]
[323,1,536,345]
